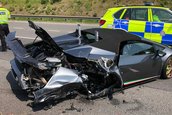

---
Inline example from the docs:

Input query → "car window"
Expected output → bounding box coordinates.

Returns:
[152,8,172,23]
[122,8,131,20]
[122,8,148,21]
[131,8,148,21]
[113,9,124,19]
[121,41,154,56]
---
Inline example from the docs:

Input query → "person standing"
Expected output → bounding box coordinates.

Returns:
[0,2,10,51]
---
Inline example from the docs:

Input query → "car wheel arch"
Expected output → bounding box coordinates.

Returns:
[161,55,172,79]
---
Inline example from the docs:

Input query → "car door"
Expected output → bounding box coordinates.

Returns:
[151,8,172,45]
[118,40,162,85]
[118,8,151,39]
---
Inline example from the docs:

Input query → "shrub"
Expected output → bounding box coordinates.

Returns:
[93,13,97,17]
[45,5,52,14]
[49,0,61,4]
[75,0,82,5]
[26,4,31,9]
[9,6,15,12]
[40,0,49,4]
[85,1,91,11]
[19,7,23,11]
[52,6,57,11]
[25,0,29,4]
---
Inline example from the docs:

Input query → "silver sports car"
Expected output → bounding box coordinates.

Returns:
[6,21,172,105]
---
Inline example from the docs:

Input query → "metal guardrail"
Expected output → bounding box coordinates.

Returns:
[11,14,100,22]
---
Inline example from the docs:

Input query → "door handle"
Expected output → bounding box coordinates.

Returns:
[152,24,161,27]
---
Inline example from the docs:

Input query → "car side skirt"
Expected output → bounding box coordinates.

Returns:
[123,75,160,86]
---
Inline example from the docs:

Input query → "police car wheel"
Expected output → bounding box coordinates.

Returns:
[162,56,172,79]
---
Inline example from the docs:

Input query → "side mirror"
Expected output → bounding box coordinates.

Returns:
[155,50,166,57]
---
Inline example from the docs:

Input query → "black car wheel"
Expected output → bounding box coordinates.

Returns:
[162,56,172,79]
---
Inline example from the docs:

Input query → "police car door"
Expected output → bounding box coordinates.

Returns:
[151,8,172,45]
[119,8,151,39]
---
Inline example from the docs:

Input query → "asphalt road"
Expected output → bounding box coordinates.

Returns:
[0,21,172,115]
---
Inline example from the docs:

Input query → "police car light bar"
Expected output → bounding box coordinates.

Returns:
[144,2,154,6]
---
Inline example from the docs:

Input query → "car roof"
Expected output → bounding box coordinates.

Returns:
[82,28,141,54]
[108,5,169,11]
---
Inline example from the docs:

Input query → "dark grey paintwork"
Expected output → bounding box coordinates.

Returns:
[65,45,115,60]
[6,21,172,103]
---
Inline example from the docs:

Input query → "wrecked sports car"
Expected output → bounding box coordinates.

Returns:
[7,21,172,104]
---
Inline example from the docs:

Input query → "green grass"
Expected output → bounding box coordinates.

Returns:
[2,0,172,18]
[1,0,40,4]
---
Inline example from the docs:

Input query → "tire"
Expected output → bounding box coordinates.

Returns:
[162,56,172,79]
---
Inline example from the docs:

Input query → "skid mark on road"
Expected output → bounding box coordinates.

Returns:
[125,99,144,111]
[67,31,73,33]
[110,98,120,105]
[110,98,144,112]
[16,36,36,40]
[12,27,61,33]
[0,59,10,69]
[144,85,172,93]
[47,30,60,32]
[13,27,24,30]
[0,88,13,94]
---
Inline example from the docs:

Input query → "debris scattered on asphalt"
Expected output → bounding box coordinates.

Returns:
[123,100,128,104]
[110,98,120,105]
[65,103,82,112]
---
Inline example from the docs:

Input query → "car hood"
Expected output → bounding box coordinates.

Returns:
[47,31,116,60]
[64,45,116,60]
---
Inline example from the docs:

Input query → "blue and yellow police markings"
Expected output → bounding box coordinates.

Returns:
[113,19,172,45]
[162,23,172,45]
[114,19,129,31]
[148,22,164,43]
[128,20,146,39]
[114,19,148,39]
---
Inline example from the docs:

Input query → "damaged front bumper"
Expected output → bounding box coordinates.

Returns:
[33,67,83,103]
[10,60,83,103]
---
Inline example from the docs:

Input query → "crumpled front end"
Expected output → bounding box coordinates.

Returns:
[10,55,84,103]
[7,21,123,105]
[33,67,83,103]
[6,32,83,103]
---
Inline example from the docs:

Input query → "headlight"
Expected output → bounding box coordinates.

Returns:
[98,57,114,71]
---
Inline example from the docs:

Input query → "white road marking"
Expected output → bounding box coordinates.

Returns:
[13,27,24,30]
[47,30,60,32]
[12,27,60,33]
[67,31,73,33]
[16,36,36,40]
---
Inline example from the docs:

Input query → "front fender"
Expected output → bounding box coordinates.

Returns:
[33,67,83,103]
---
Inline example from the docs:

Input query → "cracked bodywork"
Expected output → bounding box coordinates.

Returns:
[7,21,172,104]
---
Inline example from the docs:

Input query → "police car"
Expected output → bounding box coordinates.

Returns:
[99,3,172,45]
